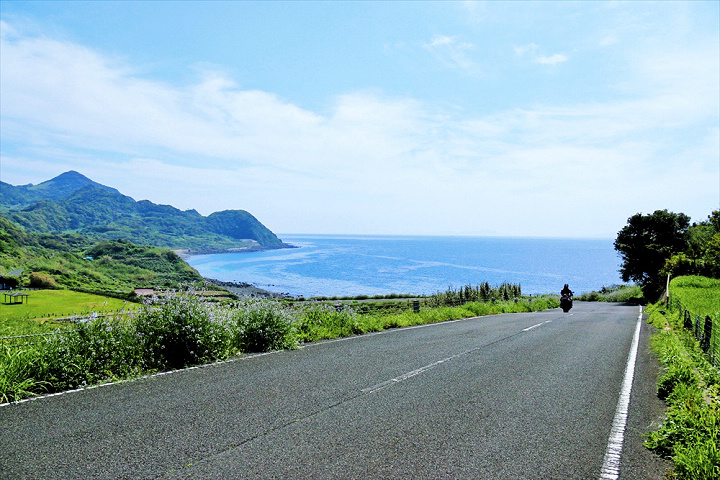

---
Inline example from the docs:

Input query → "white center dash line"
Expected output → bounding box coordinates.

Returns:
[362,320,554,395]
[361,352,465,394]
[523,320,552,332]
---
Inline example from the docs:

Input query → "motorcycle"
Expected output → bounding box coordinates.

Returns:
[560,293,573,313]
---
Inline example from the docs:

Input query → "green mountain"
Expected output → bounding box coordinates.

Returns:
[0,170,119,206]
[1,171,290,252]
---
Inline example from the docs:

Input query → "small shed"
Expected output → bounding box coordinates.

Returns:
[0,268,23,290]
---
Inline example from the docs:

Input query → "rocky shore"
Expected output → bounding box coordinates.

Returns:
[174,243,297,259]
[205,279,290,299]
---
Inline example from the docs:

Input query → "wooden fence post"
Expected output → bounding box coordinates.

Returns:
[701,315,712,353]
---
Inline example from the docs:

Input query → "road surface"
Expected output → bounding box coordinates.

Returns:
[0,302,670,479]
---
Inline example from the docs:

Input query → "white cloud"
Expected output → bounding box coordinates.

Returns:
[1,20,717,237]
[534,54,568,65]
[515,43,568,66]
[423,34,476,71]
[514,43,539,56]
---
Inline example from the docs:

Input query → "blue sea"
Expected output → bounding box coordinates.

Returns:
[186,235,624,298]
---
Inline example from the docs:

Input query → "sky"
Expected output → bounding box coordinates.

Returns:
[1,1,718,238]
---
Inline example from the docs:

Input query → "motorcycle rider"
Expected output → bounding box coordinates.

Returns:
[560,284,572,298]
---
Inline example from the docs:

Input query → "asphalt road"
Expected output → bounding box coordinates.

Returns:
[1,302,671,479]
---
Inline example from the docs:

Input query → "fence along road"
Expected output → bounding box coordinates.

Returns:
[0,302,670,479]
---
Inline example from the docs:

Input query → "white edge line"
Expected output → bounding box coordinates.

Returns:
[599,305,643,480]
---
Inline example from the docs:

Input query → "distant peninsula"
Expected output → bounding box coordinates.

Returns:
[0,170,294,253]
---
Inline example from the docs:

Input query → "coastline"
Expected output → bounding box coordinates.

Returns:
[174,242,297,259]
[178,244,297,299]
[205,278,290,299]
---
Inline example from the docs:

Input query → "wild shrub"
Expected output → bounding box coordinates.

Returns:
[40,318,144,391]
[295,303,360,342]
[133,293,230,370]
[657,360,697,400]
[231,300,296,352]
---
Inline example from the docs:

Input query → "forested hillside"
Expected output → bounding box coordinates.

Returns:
[0,171,290,251]
[0,215,205,297]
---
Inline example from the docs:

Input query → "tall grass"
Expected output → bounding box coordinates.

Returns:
[230,300,297,352]
[294,303,361,342]
[668,275,720,368]
[426,282,522,307]
[0,345,49,403]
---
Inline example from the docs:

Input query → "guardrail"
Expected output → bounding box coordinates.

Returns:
[668,297,719,367]
[0,312,131,348]
[0,332,60,348]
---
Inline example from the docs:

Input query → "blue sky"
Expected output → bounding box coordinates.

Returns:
[1,1,718,238]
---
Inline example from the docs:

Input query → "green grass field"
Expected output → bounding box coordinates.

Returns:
[669,276,720,316]
[0,290,138,336]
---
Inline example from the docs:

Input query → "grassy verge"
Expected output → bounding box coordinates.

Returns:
[644,302,720,479]
[1,292,558,403]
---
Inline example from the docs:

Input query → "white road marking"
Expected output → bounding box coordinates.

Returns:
[522,320,552,332]
[361,350,472,394]
[363,320,554,394]
[599,305,643,480]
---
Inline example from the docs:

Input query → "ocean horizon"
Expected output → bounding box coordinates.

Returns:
[186,234,624,298]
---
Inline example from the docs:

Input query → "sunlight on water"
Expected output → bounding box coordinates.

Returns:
[187,235,622,298]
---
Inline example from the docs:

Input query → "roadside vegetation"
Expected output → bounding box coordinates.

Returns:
[643,276,720,479]
[0,288,558,403]
[574,284,644,303]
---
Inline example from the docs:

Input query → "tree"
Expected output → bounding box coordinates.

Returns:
[29,272,57,289]
[708,210,720,232]
[614,210,691,300]
[662,210,720,279]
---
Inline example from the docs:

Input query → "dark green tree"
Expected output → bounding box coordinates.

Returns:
[614,209,691,301]
[663,210,720,279]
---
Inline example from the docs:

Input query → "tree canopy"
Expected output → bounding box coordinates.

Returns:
[614,210,719,301]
